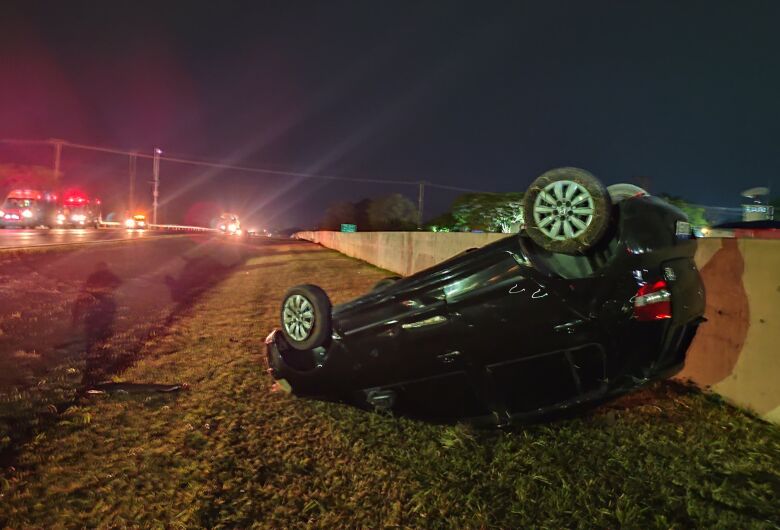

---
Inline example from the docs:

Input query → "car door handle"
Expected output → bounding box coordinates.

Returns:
[436,350,461,364]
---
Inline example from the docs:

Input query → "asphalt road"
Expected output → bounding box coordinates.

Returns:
[0,227,183,249]
[0,232,264,391]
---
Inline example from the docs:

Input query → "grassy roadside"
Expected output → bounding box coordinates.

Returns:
[1,241,778,528]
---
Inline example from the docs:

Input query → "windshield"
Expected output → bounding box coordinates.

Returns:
[4,198,37,208]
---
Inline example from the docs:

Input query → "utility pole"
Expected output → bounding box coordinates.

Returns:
[128,152,137,214]
[417,181,426,229]
[152,148,161,225]
[51,138,64,179]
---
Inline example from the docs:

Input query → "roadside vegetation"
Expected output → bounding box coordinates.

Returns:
[1,242,778,528]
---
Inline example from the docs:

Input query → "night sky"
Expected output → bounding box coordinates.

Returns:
[1,1,779,228]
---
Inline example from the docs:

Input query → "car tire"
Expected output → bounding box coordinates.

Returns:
[607,183,648,203]
[523,167,612,254]
[372,276,401,291]
[280,284,332,351]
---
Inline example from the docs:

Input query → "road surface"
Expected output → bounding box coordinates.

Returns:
[0,227,185,249]
[0,233,268,459]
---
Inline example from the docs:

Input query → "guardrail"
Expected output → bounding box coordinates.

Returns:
[149,224,216,232]
[97,221,215,232]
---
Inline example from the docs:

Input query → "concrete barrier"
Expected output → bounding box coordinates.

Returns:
[296,231,507,276]
[296,231,780,423]
[682,238,780,423]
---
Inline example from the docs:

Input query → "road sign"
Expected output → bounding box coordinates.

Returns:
[340,224,357,233]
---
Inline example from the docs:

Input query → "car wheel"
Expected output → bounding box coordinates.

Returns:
[280,284,332,351]
[372,276,401,291]
[607,183,647,203]
[523,167,612,254]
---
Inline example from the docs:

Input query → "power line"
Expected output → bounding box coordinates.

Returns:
[1,138,425,187]
[1,138,493,225]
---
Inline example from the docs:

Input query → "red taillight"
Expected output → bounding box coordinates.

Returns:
[634,280,672,321]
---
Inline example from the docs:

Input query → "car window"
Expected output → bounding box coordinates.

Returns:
[7,199,34,208]
[444,258,524,302]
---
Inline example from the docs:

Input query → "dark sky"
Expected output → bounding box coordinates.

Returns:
[1,1,779,228]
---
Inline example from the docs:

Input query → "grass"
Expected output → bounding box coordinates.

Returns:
[0,241,778,528]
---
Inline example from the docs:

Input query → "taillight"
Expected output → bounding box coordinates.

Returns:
[634,280,672,321]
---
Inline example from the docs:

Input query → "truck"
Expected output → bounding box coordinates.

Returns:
[55,191,102,228]
[0,189,58,228]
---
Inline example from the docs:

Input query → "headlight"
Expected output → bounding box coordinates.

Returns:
[137,221,145,227]
[56,213,66,221]
[228,223,237,232]
[0,210,4,217]
[72,214,86,222]
[125,219,135,228]
[22,209,33,218]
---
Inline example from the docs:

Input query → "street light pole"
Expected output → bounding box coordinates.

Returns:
[152,148,161,225]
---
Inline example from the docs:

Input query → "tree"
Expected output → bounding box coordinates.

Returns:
[425,211,458,232]
[352,198,373,229]
[451,192,524,232]
[367,193,418,231]
[320,201,357,230]
[658,194,708,226]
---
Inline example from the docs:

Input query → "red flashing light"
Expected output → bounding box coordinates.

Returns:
[634,280,672,321]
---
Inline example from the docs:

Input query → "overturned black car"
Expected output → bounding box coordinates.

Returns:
[266,168,706,426]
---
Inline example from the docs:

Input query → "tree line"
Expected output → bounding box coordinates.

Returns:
[320,190,730,232]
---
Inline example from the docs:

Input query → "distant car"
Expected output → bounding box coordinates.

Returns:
[0,189,58,228]
[266,168,706,426]
[125,213,147,229]
[218,213,242,235]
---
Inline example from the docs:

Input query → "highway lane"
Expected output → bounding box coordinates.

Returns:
[0,233,268,457]
[0,227,183,249]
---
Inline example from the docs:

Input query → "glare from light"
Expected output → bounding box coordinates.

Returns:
[22,209,33,218]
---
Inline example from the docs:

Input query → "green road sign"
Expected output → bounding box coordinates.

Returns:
[340,223,357,233]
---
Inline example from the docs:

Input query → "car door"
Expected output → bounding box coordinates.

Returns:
[444,247,606,417]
